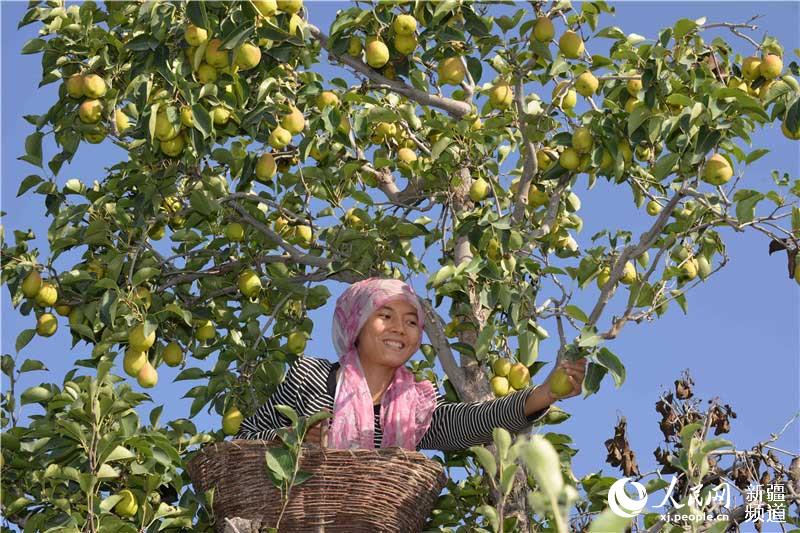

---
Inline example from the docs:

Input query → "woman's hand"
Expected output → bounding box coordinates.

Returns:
[541,358,588,403]
[304,418,329,447]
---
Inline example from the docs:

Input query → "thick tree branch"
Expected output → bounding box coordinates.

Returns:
[307,24,471,119]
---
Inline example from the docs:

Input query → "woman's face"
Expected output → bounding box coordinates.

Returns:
[356,298,422,370]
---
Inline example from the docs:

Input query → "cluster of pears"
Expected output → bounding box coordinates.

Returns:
[489,358,531,397]
[596,260,638,289]
[159,195,186,231]
[22,270,68,338]
[271,215,314,248]
[64,70,123,144]
[268,105,306,150]
[349,13,418,79]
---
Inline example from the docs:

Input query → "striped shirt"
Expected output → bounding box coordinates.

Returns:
[235,356,550,451]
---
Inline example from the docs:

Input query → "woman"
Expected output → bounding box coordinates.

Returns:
[235,277,587,451]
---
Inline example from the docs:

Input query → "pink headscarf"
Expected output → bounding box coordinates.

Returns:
[328,277,437,450]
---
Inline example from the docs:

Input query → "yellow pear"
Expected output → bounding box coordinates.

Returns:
[741,56,761,80]
[238,269,262,297]
[133,286,152,309]
[559,148,580,171]
[204,39,229,68]
[575,71,598,97]
[549,368,573,398]
[281,106,305,134]
[571,127,593,153]
[180,106,194,128]
[490,376,510,397]
[393,14,417,36]
[196,319,216,342]
[160,135,185,157]
[123,347,147,377]
[287,331,307,354]
[552,81,576,109]
[365,40,389,68]
[21,271,43,298]
[293,225,313,247]
[394,34,417,56]
[469,177,490,202]
[78,99,102,123]
[253,0,277,17]
[154,112,179,141]
[626,77,643,96]
[558,31,584,59]
[55,304,72,316]
[222,406,243,435]
[620,261,637,284]
[759,54,782,80]
[316,91,339,108]
[82,74,107,98]
[235,43,262,70]
[277,0,302,14]
[646,200,662,216]
[489,81,513,108]
[397,147,417,163]
[197,63,217,84]
[35,283,58,306]
[255,152,277,181]
[508,363,530,390]
[128,323,156,352]
[347,36,363,57]
[437,56,466,85]
[532,16,554,42]
[114,109,130,134]
[114,489,138,518]
[596,268,611,289]
[184,24,208,46]
[136,360,158,388]
[36,313,58,337]
[162,341,183,367]
[492,358,512,377]
[702,153,733,186]
[225,222,245,242]
[269,125,292,149]
[211,106,231,126]
[65,74,84,98]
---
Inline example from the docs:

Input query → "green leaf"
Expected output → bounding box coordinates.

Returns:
[469,446,497,478]
[20,132,44,168]
[733,189,764,223]
[745,148,769,164]
[595,348,625,388]
[673,18,698,40]
[16,329,35,353]
[19,358,47,373]
[264,447,294,484]
[21,38,47,54]
[186,0,209,29]
[565,305,589,323]
[275,404,298,425]
[652,153,679,181]
[627,105,650,136]
[588,508,632,533]
[192,103,212,138]
[100,494,123,512]
[17,174,44,196]
[174,367,206,381]
[104,445,136,462]
[132,267,160,286]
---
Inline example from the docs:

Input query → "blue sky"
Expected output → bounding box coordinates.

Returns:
[2,1,798,528]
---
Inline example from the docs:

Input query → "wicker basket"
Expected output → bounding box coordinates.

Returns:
[186,439,448,532]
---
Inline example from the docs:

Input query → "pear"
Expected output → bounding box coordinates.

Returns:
[741,56,761,80]
[114,109,130,133]
[759,54,782,80]
[196,320,216,342]
[559,148,580,171]
[492,358,512,377]
[238,269,262,297]
[490,376,510,397]
[280,106,305,135]
[393,14,417,36]
[160,135,185,157]
[397,147,417,163]
[489,81,513,108]
[646,200,662,216]
[255,152,277,181]
[36,313,58,337]
[316,91,339,108]
[82,74,107,98]
[571,127,594,153]
[575,71,598,96]
[204,39,229,68]
[469,177,490,202]
[128,323,156,352]
[287,331,307,354]
[184,24,208,46]
[508,363,530,390]
[235,43,262,70]
[365,40,389,68]
[21,271,43,298]
[348,36,363,57]
[35,283,58,307]
[620,261,637,284]
[551,82,576,109]
[64,74,84,98]
[162,342,183,367]
[136,360,158,388]
[549,368,573,398]
[437,56,466,85]
[222,406,243,435]
[114,489,138,517]
[78,100,103,124]
[532,16,554,42]
[269,126,292,149]
[558,31,584,59]
[252,0,277,17]
[123,347,147,377]
[197,63,217,84]
[702,154,733,186]
[394,34,417,56]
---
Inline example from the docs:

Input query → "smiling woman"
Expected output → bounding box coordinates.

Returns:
[235,277,586,451]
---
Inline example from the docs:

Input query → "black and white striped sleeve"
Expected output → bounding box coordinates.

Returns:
[234,358,306,441]
[417,387,550,452]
